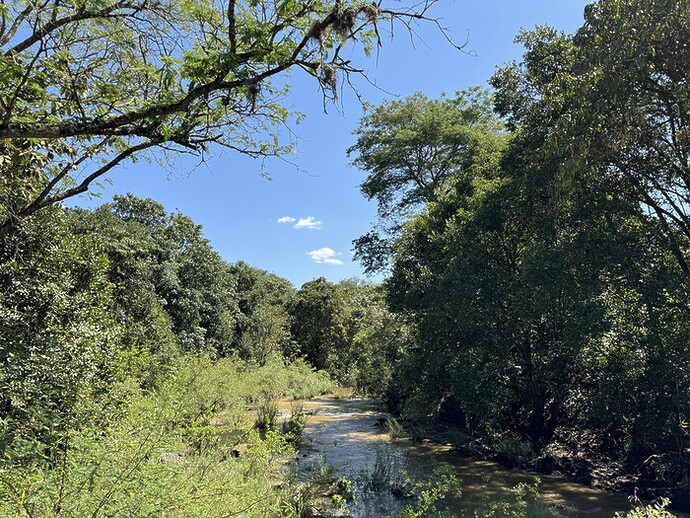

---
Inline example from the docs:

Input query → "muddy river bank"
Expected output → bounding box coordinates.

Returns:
[277,395,671,517]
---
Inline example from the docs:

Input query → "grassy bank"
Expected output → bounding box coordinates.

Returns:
[0,357,334,517]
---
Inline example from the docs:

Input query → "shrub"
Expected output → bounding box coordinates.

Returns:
[331,477,358,509]
[281,403,307,443]
[494,435,534,466]
[310,455,336,485]
[0,357,331,517]
[384,415,406,439]
[392,465,463,518]
[617,499,676,518]
[357,450,395,494]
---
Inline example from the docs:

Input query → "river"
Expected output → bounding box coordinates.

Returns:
[278,395,653,517]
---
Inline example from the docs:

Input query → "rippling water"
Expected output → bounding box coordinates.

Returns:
[278,396,645,517]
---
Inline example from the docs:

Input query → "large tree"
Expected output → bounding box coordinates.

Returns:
[75,194,240,357]
[487,0,690,471]
[230,261,296,364]
[0,205,119,458]
[0,0,459,234]
[491,0,690,282]
[291,277,351,372]
[348,89,507,272]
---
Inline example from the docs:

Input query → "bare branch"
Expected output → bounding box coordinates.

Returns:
[228,0,236,54]
[4,0,144,56]
[26,138,111,213]
[0,137,162,236]
[0,4,33,47]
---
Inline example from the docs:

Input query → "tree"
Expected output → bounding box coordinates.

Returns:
[0,206,118,458]
[354,91,664,446]
[72,194,239,358]
[491,0,690,282]
[348,89,507,272]
[340,279,412,400]
[385,155,669,444]
[230,261,295,363]
[290,276,402,385]
[291,277,351,372]
[240,302,291,365]
[489,0,690,473]
[0,0,460,235]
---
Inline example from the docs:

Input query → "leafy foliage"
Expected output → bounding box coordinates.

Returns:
[0,0,457,233]
[231,261,296,364]
[495,0,690,280]
[0,207,118,461]
[72,194,239,360]
[291,276,410,387]
[392,465,463,518]
[349,89,507,272]
[349,2,690,493]
[0,356,333,517]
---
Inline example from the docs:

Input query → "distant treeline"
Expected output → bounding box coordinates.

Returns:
[0,194,406,462]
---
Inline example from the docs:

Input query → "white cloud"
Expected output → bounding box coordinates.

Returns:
[277,216,323,230]
[308,247,344,265]
[294,216,323,230]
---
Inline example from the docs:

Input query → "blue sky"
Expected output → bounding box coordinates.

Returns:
[75,0,590,288]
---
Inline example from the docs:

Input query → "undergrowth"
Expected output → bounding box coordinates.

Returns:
[0,356,334,517]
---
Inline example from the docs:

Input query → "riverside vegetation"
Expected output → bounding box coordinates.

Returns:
[0,357,335,516]
[0,195,384,516]
[344,0,690,511]
[2,0,690,516]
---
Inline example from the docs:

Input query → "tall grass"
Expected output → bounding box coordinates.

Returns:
[281,402,307,443]
[0,356,334,517]
[255,398,279,429]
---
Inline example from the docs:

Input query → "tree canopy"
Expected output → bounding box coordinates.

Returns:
[491,0,690,281]
[0,0,458,234]
[345,0,690,491]
[348,89,507,272]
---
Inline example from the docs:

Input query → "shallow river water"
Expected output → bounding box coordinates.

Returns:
[278,396,647,517]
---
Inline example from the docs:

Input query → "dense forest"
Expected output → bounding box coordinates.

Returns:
[2,0,690,516]
[350,0,690,502]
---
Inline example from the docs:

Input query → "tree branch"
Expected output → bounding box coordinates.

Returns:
[2,40,45,127]
[4,0,143,56]
[0,4,33,47]
[227,0,236,54]
[0,137,162,236]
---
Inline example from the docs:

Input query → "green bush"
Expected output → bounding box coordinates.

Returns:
[384,415,406,439]
[356,450,395,494]
[392,465,463,518]
[331,476,358,510]
[494,435,534,466]
[310,455,336,485]
[0,357,334,517]
[474,478,557,518]
[281,403,307,443]
[0,381,295,516]
[617,499,676,518]
[255,398,279,429]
